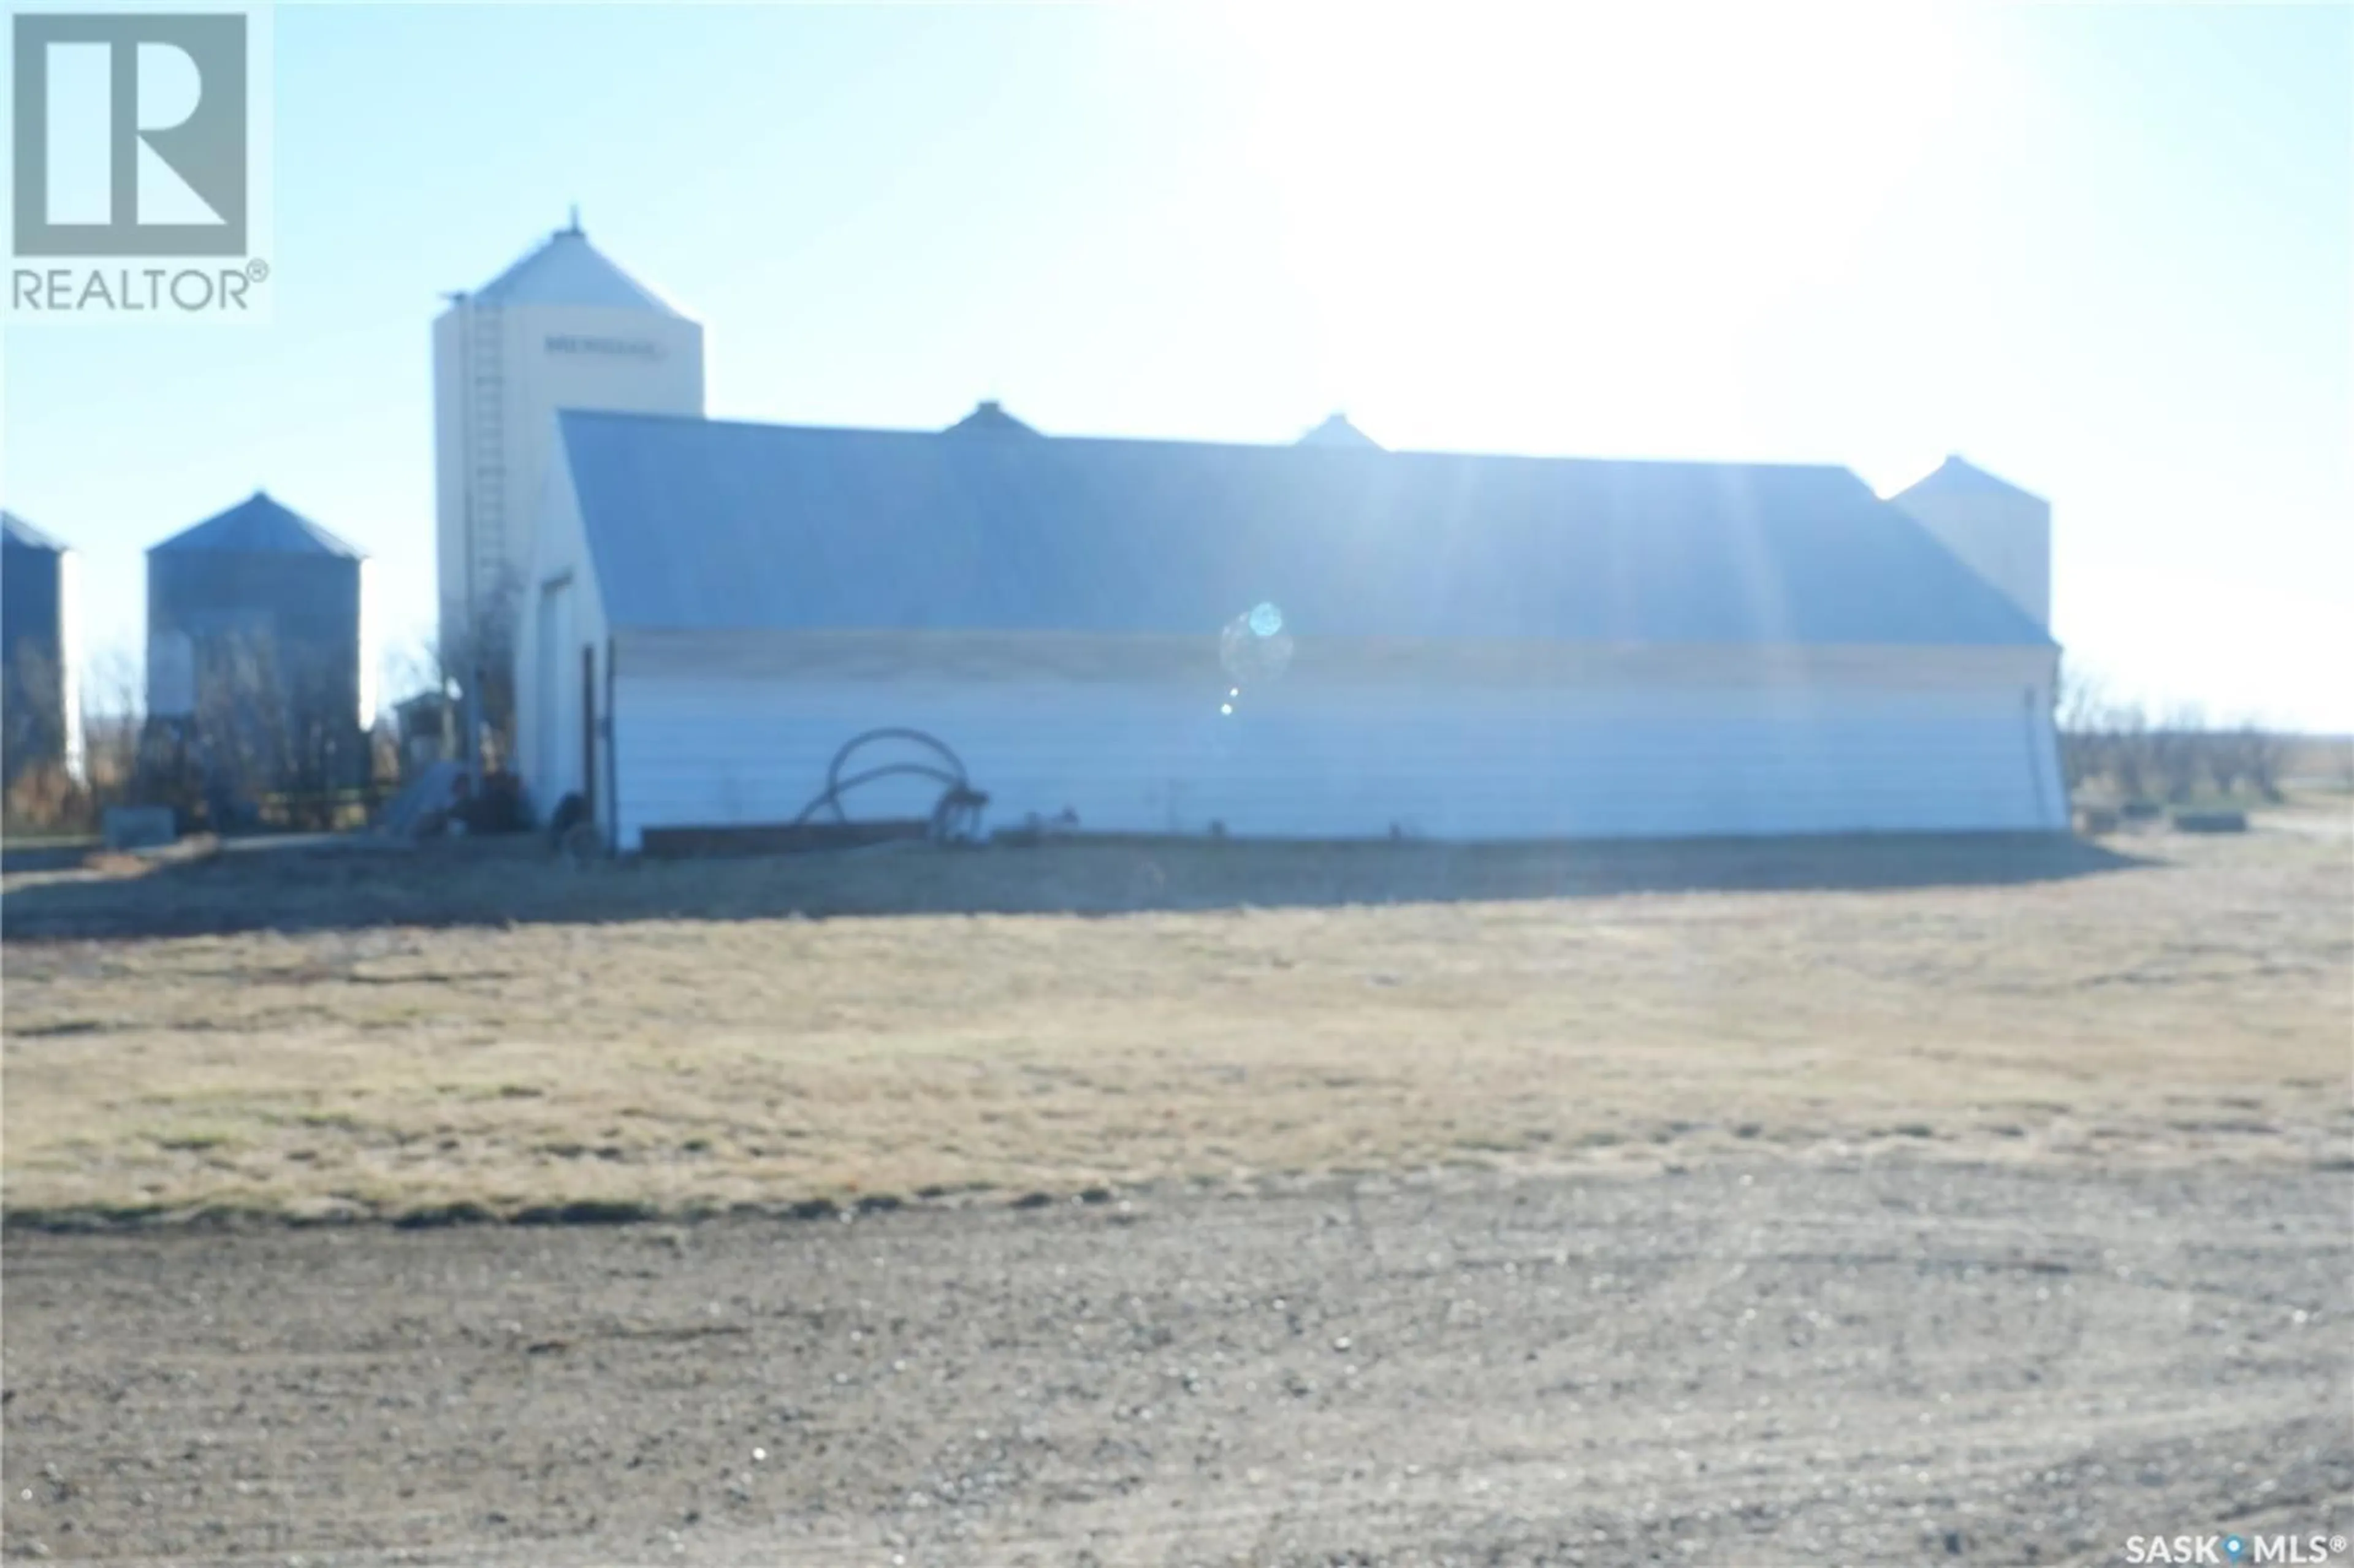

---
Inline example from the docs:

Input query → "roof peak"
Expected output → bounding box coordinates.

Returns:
[943,399,1041,438]
[1897,454,2046,504]
[1298,412,1383,451]
[562,408,1865,476]
[2,509,67,550]
[462,221,686,317]
[152,490,362,558]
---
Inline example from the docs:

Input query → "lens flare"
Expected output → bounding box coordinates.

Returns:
[1221,603,1295,685]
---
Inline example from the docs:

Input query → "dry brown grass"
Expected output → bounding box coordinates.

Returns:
[4,815,2347,1224]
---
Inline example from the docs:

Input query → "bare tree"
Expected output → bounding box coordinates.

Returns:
[2150,703,2209,803]
[143,631,373,831]
[2105,700,2150,801]
[2206,726,2247,798]
[2056,657,2298,808]
[376,633,459,780]
[440,576,520,767]
[378,636,444,723]
[2234,723,2288,804]
[2054,662,2111,794]
[80,647,145,809]
[1,637,88,833]
[4,639,69,781]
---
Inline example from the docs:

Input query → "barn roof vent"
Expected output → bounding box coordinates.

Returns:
[943,400,1041,438]
[1297,412,1382,450]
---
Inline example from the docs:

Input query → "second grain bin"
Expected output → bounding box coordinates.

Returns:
[147,490,369,797]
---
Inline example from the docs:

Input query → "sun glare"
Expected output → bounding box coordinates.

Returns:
[1222,4,1967,454]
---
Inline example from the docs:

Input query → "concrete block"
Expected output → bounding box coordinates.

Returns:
[101,805,177,851]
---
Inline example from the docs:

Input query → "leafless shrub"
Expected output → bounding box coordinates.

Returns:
[2201,723,2286,802]
[440,579,520,765]
[2,639,90,832]
[379,637,441,717]
[132,631,373,831]
[2106,701,2152,801]
[3,759,90,834]
[370,718,403,786]
[2150,704,2207,804]
[80,647,144,803]
[2054,664,2108,793]
[2053,662,2293,806]
[378,634,460,780]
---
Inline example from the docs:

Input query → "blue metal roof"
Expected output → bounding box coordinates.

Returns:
[558,411,2054,647]
[151,491,362,558]
[2,511,66,552]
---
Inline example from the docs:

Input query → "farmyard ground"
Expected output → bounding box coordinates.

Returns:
[2,815,2348,1562]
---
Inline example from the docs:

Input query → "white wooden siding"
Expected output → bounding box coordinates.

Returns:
[609,660,2065,850]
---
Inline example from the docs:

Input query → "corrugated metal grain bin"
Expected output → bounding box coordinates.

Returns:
[2,510,83,784]
[147,491,369,791]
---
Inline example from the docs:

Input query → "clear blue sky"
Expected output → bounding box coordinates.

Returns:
[5,2,2348,728]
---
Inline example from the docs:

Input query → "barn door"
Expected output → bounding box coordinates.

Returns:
[535,577,577,799]
[580,645,596,816]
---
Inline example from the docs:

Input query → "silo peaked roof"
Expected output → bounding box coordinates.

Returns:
[1897,455,2046,504]
[471,225,684,316]
[152,492,362,558]
[557,411,2055,649]
[2,511,66,552]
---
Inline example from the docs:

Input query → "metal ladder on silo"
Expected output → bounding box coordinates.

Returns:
[467,302,506,600]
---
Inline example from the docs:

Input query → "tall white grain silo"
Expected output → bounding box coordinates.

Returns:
[1889,455,2051,630]
[433,213,703,753]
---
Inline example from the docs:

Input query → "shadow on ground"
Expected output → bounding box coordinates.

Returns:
[0,829,2150,941]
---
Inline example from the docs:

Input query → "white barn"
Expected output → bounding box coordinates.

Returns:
[517,408,2066,852]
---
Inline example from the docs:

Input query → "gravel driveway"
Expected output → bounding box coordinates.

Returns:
[4,1158,2348,1566]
